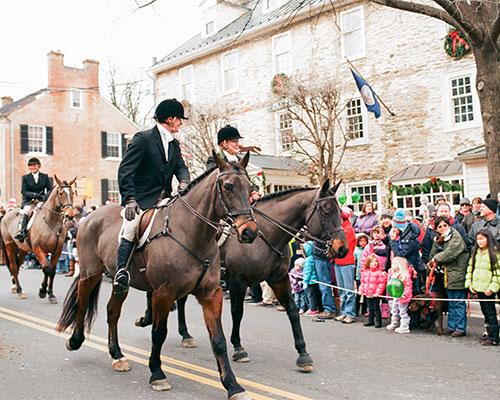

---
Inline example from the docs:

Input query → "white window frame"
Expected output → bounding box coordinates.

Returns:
[346,180,381,214]
[272,32,292,75]
[179,65,194,103]
[262,0,277,13]
[107,179,121,203]
[205,20,215,36]
[28,124,46,155]
[340,6,366,61]
[221,50,239,95]
[275,111,294,153]
[442,68,481,132]
[105,132,122,160]
[344,97,369,146]
[70,89,82,109]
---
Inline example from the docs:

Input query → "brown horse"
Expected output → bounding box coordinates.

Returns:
[0,176,76,303]
[56,152,258,399]
[138,180,348,372]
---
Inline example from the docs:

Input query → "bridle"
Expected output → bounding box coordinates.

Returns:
[44,185,74,216]
[304,194,345,243]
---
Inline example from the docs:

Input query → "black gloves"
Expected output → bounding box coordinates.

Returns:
[178,180,190,193]
[124,198,140,221]
[35,193,44,201]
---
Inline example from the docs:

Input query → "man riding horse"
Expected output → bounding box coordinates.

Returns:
[113,98,191,297]
[15,157,52,243]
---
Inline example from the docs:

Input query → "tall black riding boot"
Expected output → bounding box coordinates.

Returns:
[14,214,29,243]
[113,239,135,298]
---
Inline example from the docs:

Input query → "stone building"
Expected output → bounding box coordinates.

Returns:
[150,0,485,212]
[0,51,138,207]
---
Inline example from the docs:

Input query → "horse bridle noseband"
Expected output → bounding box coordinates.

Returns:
[304,195,344,246]
[42,184,74,254]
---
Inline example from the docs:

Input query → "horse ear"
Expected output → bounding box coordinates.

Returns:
[212,149,229,170]
[69,177,77,186]
[54,175,63,186]
[238,151,250,169]
[320,179,330,195]
[330,179,342,195]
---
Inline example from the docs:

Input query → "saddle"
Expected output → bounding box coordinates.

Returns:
[24,202,43,232]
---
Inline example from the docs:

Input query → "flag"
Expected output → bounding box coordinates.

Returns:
[350,69,381,119]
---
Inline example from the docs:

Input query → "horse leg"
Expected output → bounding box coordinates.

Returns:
[107,289,130,372]
[148,286,174,391]
[177,295,196,347]
[33,246,50,299]
[46,246,62,304]
[228,278,249,363]
[269,277,313,372]
[135,291,153,327]
[197,286,248,400]
[5,243,26,298]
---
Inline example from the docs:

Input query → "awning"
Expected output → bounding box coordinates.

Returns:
[389,159,463,182]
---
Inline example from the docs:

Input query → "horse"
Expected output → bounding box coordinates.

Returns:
[137,180,348,372]
[56,152,258,399]
[0,176,76,303]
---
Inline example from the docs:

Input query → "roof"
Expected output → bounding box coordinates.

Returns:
[154,0,323,68]
[455,145,486,160]
[0,89,47,116]
[389,159,463,182]
[248,153,305,171]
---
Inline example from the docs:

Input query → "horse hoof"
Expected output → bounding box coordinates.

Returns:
[66,339,75,351]
[49,296,58,304]
[39,289,47,299]
[182,337,196,348]
[229,391,251,400]
[112,358,131,372]
[11,285,17,294]
[297,353,314,373]
[151,378,171,391]
[134,317,143,327]
[18,291,27,299]
[232,348,249,363]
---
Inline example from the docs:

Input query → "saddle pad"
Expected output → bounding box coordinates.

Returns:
[26,203,43,231]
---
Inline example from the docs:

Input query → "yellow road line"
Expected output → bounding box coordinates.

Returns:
[0,306,314,400]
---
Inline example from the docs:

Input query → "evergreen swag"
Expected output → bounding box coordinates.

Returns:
[271,73,289,97]
[388,177,463,196]
[444,29,471,58]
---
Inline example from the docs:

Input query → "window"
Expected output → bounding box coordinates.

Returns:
[28,125,45,153]
[443,69,480,131]
[179,65,193,103]
[348,182,379,213]
[272,33,291,75]
[108,179,120,203]
[273,184,300,192]
[222,51,238,94]
[205,21,214,35]
[451,76,474,124]
[106,132,121,158]
[276,111,294,152]
[340,7,365,60]
[263,0,277,12]
[346,99,364,140]
[70,89,82,109]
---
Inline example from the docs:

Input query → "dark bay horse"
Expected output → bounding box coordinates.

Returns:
[56,152,258,399]
[138,180,348,372]
[0,176,76,303]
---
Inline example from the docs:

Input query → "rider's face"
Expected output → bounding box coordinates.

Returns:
[165,117,182,134]
[223,139,240,156]
[29,164,40,173]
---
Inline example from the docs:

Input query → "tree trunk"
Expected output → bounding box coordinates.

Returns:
[473,45,500,197]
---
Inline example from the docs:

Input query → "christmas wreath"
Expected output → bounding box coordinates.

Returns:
[271,73,289,97]
[444,29,471,58]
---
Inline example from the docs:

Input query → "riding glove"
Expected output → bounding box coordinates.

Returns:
[178,180,190,193]
[124,198,140,221]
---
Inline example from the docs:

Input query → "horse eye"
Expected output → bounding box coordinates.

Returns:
[223,182,233,191]
[321,208,331,217]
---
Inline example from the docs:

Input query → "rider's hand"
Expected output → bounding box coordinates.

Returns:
[124,198,140,221]
[178,180,190,193]
[250,191,262,202]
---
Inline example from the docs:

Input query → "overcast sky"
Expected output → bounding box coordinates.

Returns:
[0,0,201,101]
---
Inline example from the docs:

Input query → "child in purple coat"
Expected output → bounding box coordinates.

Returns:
[290,257,307,314]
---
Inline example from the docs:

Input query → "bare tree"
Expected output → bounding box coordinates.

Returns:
[364,0,500,196]
[277,76,352,184]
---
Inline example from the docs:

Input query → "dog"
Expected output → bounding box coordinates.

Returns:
[408,290,448,335]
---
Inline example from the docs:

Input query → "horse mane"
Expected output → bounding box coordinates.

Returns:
[257,187,316,203]
[180,161,245,196]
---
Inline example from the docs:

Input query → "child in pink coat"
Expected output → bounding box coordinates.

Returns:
[386,257,414,334]
[360,225,387,272]
[359,255,387,328]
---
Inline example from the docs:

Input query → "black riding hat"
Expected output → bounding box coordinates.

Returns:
[154,99,188,120]
[217,125,243,145]
[27,157,41,166]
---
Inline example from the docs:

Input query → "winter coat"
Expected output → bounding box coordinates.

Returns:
[468,216,500,251]
[335,218,357,266]
[387,269,413,304]
[353,212,379,235]
[359,266,387,297]
[289,267,305,293]
[422,216,469,263]
[389,222,424,271]
[302,241,318,288]
[354,246,364,281]
[360,240,387,273]
[465,250,500,294]
[430,228,469,290]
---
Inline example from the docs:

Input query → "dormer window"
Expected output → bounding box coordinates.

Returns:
[205,21,215,36]
[263,0,286,13]
[70,89,82,109]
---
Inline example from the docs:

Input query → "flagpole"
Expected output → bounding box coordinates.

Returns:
[346,59,396,117]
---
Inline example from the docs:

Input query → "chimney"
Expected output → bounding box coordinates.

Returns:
[47,50,65,88]
[83,59,99,91]
[1,96,13,107]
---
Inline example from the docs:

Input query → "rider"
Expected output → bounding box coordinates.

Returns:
[14,157,52,243]
[113,98,191,297]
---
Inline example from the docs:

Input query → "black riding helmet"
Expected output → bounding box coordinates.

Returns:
[27,157,41,166]
[154,98,188,121]
[217,125,243,145]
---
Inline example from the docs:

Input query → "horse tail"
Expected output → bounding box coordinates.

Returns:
[56,275,102,333]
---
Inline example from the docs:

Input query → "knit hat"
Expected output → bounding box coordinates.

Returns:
[294,257,305,268]
[419,194,429,204]
[482,198,499,213]
[392,208,408,231]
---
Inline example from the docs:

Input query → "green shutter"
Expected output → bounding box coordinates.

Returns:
[101,131,107,158]
[20,125,28,153]
[121,134,127,159]
[46,126,53,155]
[101,179,109,204]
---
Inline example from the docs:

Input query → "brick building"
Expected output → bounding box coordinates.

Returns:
[0,51,138,207]
[150,0,486,212]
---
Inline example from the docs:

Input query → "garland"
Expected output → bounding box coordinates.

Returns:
[271,73,289,97]
[444,29,471,58]
[251,171,266,194]
[388,176,463,196]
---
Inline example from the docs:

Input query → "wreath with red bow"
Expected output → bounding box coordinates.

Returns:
[444,29,471,58]
[271,73,289,97]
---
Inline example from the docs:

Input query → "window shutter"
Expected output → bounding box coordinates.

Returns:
[101,179,109,204]
[46,126,53,155]
[101,131,107,158]
[121,134,127,159]
[20,124,28,154]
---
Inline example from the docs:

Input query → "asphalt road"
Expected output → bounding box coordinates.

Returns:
[0,266,499,400]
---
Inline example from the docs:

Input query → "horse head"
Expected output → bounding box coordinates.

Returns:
[304,179,348,259]
[53,175,77,219]
[212,150,258,244]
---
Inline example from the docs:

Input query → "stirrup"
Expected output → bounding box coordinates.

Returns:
[113,270,130,298]
[14,231,25,242]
